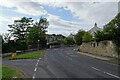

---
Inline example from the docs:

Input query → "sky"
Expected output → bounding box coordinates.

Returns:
[0,0,119,36]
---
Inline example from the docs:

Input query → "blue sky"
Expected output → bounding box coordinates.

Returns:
[0,0,119,36]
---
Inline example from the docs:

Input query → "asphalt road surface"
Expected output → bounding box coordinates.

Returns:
[3,46,120,79]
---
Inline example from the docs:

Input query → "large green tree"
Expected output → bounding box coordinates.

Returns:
[82,32,92,43]
[27,17,49,49]
[8,17,33,41]
[104,12,120,55]
[74,30,85,45]
[8,17,33,50]
[94,31,104,42]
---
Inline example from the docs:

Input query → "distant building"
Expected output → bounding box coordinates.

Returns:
[89,23,102,37]
[46,34,65,43]
[46,34,56,43]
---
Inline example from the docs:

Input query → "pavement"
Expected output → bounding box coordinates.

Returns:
[2,46,120,79]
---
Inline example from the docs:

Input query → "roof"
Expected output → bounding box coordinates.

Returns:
[89,23,102,35]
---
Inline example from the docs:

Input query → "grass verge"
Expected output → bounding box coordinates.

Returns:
[0,65,2,79]
[2,65,25,79]
[13,51,44,59]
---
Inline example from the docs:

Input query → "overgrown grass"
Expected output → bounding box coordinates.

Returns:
[2,65,25,79]
[0,65,2,79]
[14,51,44,59]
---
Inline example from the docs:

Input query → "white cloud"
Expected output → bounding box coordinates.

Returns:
[0,15,22,33]
[46,14,87,36]
[37,2,118,28]
[0,0,119,36]
[0,0,47,16]
[16,2,47,16]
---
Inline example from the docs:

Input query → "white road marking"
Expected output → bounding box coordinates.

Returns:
[37,59,40,62]
[105,72,120,79]
[36,62,38,67]
[77,52,118,66]
[34,67,37,72]
[66,53,73,55]
[92,67,100,71]
[91,67,120,79]
[33,57,41,79]
[32,73,36,79]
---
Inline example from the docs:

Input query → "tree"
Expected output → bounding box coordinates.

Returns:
[8,17,33,41]
[8,17,33,50]
[74,30,85,45]
[94,31,104,42]
[103,12,120,55]
[82,32,92,43]
[27,17,49,49]
[64,36,75,45]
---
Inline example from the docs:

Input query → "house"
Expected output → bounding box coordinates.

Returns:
[46,34,56,43]
[46,34,66,48]
[89,23,102,37]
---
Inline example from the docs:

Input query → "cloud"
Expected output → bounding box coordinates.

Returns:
[37,2,118,28]
[0,0,47,16]
[65,2,118,25]
[38,2,118,36]
[0,15,21,33]
[0,0,119,36]
[46,14,87,36]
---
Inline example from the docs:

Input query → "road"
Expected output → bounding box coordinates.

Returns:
[3,46,120,79]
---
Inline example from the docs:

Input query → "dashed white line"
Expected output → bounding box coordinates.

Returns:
[36,62,38,67]
[92,67,100,71]
[37,59,40,62]
[32,73,36,79]
[33,57,41,79]
[105,72,120,79]
[34,67,37,72]
[91,67,120,79]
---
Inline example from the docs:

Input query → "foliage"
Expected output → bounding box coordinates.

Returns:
[8,17,33,51]
[64,36,75,45]
[27,17,49,48]
[103,12,120,55]
[8,17,33,41]
[2,17,49,53]
[74,30,85,45]
[82,32,93,43]
[94,31,104,42]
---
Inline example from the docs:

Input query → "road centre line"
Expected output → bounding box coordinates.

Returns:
[91,67,120,79]
[32,73,36,79]
[36,62,38,67]
[105,72,120,79]
[37,59,40,62]
[91,67,100,71]
[33,57,41,79]
[34,67,37,72]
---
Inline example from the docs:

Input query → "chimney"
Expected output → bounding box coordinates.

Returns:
[94,23,97,27]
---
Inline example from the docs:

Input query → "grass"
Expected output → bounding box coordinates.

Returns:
[2,65,25,79]
[0,65,2,79]
[13,51,44,59]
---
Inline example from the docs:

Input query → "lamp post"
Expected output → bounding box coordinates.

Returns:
[38,40,40,50]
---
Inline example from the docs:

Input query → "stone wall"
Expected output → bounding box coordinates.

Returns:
[79,41,118,58]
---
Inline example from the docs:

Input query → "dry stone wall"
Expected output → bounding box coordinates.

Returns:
[79,41,118,58]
